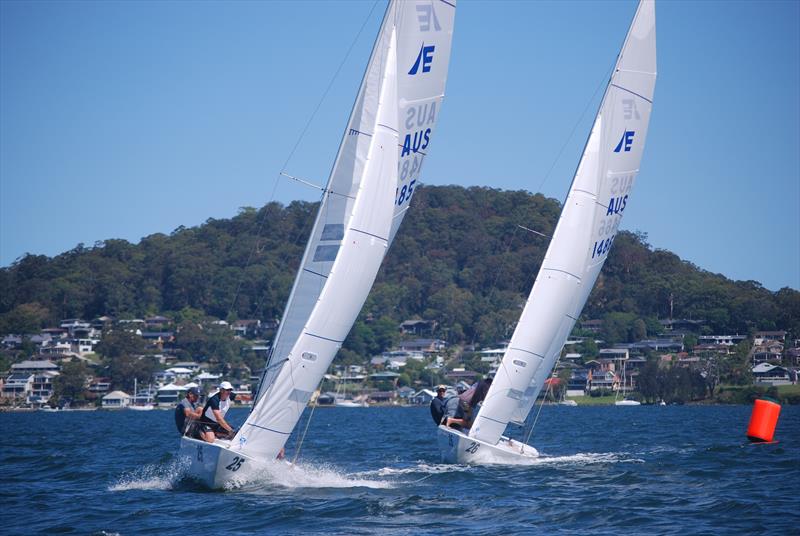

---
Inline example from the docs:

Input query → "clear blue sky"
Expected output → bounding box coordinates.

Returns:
[1,1,798,291]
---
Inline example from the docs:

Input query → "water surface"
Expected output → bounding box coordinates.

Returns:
[1,405,797,535]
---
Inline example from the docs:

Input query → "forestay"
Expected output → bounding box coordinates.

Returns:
[239,0,456,462]
[470,0,656,445]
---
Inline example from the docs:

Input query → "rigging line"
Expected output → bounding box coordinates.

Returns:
[241,0,379,328]
[516,224,550,239]
[280,172,356,200]
[279,0,380,174]
[532,61,614,198]
[291,396,319,466]
[250,186,325,344]
[522,353,563,449]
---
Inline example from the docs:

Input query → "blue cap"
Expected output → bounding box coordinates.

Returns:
[187,387,200,396]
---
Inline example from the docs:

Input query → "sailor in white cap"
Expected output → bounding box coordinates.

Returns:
[198,381,235,443]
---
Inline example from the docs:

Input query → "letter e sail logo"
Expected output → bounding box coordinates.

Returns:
[613,130,635,153]
[409,43,435,75]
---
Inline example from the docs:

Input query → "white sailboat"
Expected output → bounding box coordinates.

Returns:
[128,378,155,411]
[439,0,656,464]
[615,357,641,405]
[180,0,456,488]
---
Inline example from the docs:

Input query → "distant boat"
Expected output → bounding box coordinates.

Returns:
[179,0,456,488]
[559,399,578,407]
[128,378,155,410]
[614,358,641,406]
[439,0,657,464]
[335,399,369,408]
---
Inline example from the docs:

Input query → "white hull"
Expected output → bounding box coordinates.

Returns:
[437,426,539,464]
[615,399,642,406]
[559,400,578,406]
[335,400,368,408]
[178,437,260,489]
[127,405,155,411]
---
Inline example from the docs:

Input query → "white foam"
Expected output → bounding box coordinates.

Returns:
[224,460,395,491]
[109,458,189,491]
[361,462,474,477]
[503,452,645,466]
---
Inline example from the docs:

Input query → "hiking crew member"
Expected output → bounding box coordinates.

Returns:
[430,385,447,425]
[174,386,202,436]
[199,381,235,443]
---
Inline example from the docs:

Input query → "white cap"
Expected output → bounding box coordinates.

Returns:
[218,381,233,390]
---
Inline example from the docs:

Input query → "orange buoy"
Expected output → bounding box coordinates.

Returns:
[746,398,781,443]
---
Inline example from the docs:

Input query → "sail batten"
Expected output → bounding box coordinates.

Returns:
[470,0,656,446]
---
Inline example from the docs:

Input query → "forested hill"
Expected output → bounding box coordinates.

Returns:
[1,185,798,341]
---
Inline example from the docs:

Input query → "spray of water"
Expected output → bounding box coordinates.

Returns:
[109,456,190,491]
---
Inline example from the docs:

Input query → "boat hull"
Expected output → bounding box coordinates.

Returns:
[178,437,259,489]
[437,426,539,464]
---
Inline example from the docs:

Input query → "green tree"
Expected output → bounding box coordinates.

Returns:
[95,329,146,359]
[53,360,90,401]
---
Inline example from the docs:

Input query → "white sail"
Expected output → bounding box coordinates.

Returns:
[262,0,456,385]
[240,0,456,462]
[470,0,656,445]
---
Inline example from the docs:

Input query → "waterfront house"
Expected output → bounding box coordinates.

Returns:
[88,377,112,395]
[11,360,60,374]
[410,388,437,405]
[157,383,186,406]
[102,391,131,408]
[587,369,618,392]
[368,391,396,404]
[2,373,33,400]
[567,370,589,396]
[370,371,401,388]
[752,363,791,386]
[29,371,59,405]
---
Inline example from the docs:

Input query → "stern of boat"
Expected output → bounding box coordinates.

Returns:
[179,437,257,489]
[437,425,539,464]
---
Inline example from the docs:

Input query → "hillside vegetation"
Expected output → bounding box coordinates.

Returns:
[2,186,798,345]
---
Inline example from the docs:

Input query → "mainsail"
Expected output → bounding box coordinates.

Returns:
[470,0,656,446]
[238,0,456,462]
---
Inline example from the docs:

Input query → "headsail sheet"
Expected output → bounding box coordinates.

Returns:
[470,0,656,445]
[240,0,456,461]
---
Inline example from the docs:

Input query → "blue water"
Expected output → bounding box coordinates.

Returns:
[1,405,798,535]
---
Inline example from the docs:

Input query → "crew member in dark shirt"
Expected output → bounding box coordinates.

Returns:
[430,385,447,425]
[174,387,202,436]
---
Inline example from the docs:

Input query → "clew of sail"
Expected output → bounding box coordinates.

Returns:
[470,0,656,445]
[239,0,456,462]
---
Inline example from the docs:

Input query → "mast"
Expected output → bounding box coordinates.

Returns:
[470,0,656,446]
